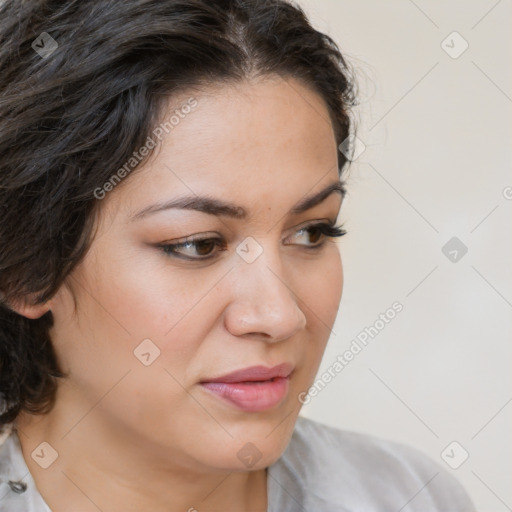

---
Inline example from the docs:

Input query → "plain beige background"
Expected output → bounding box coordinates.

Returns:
[295,1,512,511]
[0,1,509,510]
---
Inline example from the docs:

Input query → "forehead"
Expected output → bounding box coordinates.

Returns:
[105,76,339,218]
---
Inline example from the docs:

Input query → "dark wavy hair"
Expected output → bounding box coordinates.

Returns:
[0,0,357,431]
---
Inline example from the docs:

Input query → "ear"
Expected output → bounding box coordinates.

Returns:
[4,293,52,320]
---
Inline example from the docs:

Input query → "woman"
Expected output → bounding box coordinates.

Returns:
[0,0,476,510]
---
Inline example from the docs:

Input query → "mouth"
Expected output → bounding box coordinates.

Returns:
[199,363,293,412]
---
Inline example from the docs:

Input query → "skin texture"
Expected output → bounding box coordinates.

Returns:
[13,75,344,512]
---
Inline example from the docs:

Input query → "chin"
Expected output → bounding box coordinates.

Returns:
[213,443,288,473]
[194,417,295,472]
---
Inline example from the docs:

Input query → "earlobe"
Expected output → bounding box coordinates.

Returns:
[4,294,52,319]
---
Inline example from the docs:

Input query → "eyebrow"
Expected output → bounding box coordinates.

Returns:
[129,180,346,222]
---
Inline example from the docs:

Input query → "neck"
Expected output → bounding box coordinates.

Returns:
[15,407,269,512]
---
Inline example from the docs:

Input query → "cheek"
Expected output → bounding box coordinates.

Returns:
[87,244,217,341]
[295,249,343,377]
[50,251,216,403]
[302,248,343,330]
[49,276,211,439]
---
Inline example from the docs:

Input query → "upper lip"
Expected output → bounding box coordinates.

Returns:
[201,362,294,383]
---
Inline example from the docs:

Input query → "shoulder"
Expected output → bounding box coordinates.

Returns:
[267,416,476,512]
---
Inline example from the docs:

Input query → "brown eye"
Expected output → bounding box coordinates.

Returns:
[160,238,227,260]
[194,239,218,256]
[287,222,347,248]
[305,226,323,244]
[158,222,346,261]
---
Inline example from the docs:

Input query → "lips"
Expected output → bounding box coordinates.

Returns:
[200,363,294,412]
[201,363,294,384]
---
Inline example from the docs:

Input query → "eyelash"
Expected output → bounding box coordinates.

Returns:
[158,221,347,261]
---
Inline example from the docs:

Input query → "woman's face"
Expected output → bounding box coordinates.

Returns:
[44,75,344,473]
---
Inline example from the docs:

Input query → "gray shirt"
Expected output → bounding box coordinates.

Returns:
[0,415,476,511]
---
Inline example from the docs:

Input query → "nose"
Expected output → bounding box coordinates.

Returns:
[223,242,307,342]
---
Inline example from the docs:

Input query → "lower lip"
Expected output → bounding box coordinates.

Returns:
[200,377,290,412]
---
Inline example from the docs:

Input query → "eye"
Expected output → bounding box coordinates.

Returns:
[286,221,347,248]
[159,236,227,261]
[157,221,347,261]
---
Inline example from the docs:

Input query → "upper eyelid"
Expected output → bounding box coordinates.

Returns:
[162,219,338,244]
